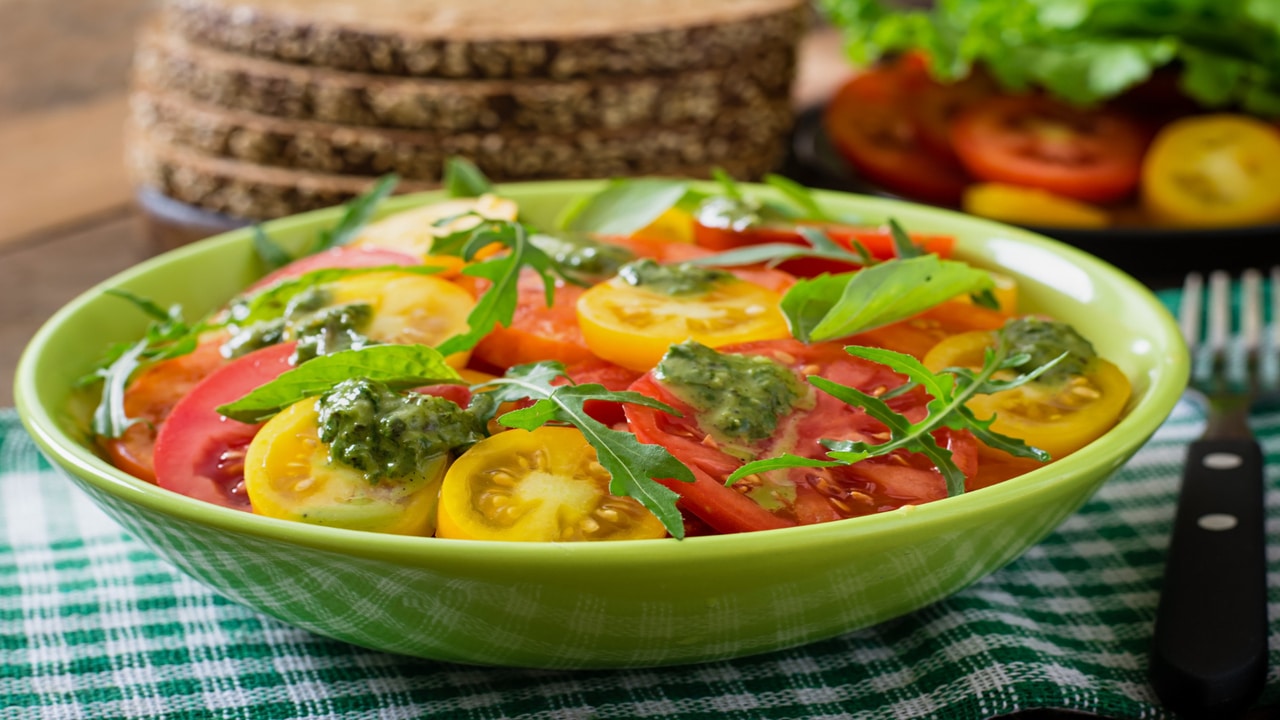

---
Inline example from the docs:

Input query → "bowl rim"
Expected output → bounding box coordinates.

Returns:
[13,179,1191,568]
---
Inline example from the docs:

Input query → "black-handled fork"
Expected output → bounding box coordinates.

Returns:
[1149,269,1270,718]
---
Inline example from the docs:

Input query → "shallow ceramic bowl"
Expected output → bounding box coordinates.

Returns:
[14,181,1188,669]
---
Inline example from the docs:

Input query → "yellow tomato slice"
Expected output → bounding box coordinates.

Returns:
[436,427,667,542]
[1142,114,1280,227]
[962,182,1109,229]
[318,271,475,367]
[923,330,1131,460]
[576,277,790,372]
[352,195,519,257]
[633,208,695,244]
[244,401,447,535]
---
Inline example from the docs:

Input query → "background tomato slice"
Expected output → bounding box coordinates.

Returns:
[152,342,297,510]
[949,95,1148,203]
[823,68,971,205]
[99,338,228,482]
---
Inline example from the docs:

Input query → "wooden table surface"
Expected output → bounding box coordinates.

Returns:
[0,2,853,407]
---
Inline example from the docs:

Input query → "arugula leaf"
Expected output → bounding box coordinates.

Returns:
[84,290,204,437]
[433,221,562,357]
[443,157,494,198]
[216,344,461,423]
[763,174,828,221]
[683,226,876,270]
[729,333,1056,495]
[312,174,399,252]
[253,225,293,273]
[474,362,695,539]
[561,178,692,235]
[887,219,924,259]
[781,255,995,343]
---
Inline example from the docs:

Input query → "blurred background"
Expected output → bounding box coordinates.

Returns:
[0,0,848,405]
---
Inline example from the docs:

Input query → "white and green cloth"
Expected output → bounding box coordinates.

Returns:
[3,302,1279,719]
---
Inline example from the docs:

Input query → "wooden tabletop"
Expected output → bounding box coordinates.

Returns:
[0,1,853,406]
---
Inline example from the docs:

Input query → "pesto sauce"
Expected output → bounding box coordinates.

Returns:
[530,231,635,283]
[317,378,486,483]
[655,341,805,443]
[1003,317,1097,385]
[222,284,375,362]
[617,258,733,296]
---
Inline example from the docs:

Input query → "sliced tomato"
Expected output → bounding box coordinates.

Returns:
[246,245,422,294]
[923,329,1132,460]
[823,68,971,205]
[692,221,955,277]
[152,342,297,510]
[243,399,448,535]
[436,426,667,541]
[908,71,998,164]
[625,339,979,534]
[950,95,1148,204]
[471,273,598,371]
[317,270,476,366]
[99,337,229,482]
[1140,114,1280,228]
[849,298,1014,360]
[576,274,790,373]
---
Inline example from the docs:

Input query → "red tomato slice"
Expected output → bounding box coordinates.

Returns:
[246,246,421,294]
[907,72,997,164]
[470,273,599,371]
[152,342,297,510]
[949,95,1148,204]
[823,69,971,205]
[625,339,979,534]
[99,338,229,482]
[692,222,955,277]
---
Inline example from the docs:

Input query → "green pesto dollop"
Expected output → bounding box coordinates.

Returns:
[530,231,635,283]
[1002,317,1097,385]
[223,286,373,361]
[617,258,734,296]
[317,378,486,483]
[694,195,761,232]
[290,302,375,363]
[655,341,806,443]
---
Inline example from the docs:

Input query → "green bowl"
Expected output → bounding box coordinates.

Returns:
[13,180,1189,669]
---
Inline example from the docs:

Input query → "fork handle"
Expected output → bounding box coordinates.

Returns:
[1150,437,1268,718]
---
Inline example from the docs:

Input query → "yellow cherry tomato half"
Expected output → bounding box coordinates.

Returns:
[352,194,519,257]
[1141,114,1280,228]
[244,400,447,535]
[962,182,1110,229]
[576,277,790,372]
[316,270,476,367]
[923,330,1131,460]
[436,426,667,542]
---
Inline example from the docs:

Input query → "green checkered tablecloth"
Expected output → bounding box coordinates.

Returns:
[2,394,1278,718]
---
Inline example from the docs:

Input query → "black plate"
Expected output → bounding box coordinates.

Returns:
[782,106,1280,289]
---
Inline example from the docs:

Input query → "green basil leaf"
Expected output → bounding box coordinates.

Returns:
[562,179,691,235]
[216,344,460,423]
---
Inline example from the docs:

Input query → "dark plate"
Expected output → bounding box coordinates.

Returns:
[783,106,1280,289]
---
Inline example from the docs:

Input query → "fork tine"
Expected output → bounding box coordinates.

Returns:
[1179,272,1203,349]
[1207,270,1231,362]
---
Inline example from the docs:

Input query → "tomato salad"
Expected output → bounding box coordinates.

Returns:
[85,167,1131,541]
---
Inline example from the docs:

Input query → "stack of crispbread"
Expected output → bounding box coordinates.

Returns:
[127,0,809,220]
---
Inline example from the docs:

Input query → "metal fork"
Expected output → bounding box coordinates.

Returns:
[1149,269,1270,718]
